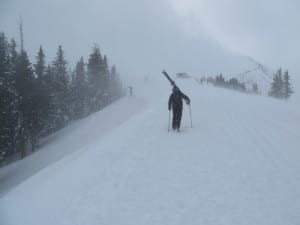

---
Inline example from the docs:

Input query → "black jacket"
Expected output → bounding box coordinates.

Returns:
[168,89,190,110]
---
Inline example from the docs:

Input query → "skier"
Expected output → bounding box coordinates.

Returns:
[128,86,133,96]
[168,86,190,131]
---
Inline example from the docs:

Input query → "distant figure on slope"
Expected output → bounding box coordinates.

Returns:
[168,86,190,131]
[128,86,133,96]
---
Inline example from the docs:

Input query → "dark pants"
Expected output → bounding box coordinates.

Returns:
[172,108,182,130]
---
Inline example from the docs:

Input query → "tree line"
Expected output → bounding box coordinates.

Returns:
[199,69,294,98]
[204,74,258,94]
[268,68,293,100]
[0,31,124,163]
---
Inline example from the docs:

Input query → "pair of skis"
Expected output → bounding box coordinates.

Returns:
[162,70,178,90]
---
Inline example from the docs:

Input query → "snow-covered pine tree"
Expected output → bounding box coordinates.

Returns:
[0,32,21,160]
[73,57,88,119]
[52,45,70,126]
[102,55,110,106]
[41,64,63,134]
[269,68,284,99]
[32,46,55,138]
[283,70,293,100]
[109,64,124,101]
[87,46,104,112]
[252,83,259,94]
[14,47,36,157]
[34,46,46,79]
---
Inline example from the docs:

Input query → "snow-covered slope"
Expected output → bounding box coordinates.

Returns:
[1,76,300,225]
[235,57,273,93]
[0,95,147,196]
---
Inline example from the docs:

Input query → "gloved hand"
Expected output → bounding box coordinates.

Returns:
[185,99,190,105]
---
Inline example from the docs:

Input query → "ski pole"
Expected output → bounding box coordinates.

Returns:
[168,110,171,132]
[189,104,193,128]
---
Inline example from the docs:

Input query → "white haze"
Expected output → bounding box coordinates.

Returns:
[0,0,299,94]
[171,0,300,67]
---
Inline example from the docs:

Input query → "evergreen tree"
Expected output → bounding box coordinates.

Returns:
[102,55,109,75]
[34,46,46,79]
[227,78,239,89]
[73,57,88,119]
[32,47,55,138]
[102,55,110,105]
[283,70,293,100]
[111,64,117,78]
[42,64,64,134]
[15,49,36,157]
[215,74,225,86]
[268,74,278,97]
[9,38,18,71]
[240,82,246,92]
[109,64,124,101]
[87,46,104,112]
[269,68,284,99]
[0,32,20,159]
[0,32,10,80]
[252,83,259,94]
[52,45,70,126]
[277,69,284,98]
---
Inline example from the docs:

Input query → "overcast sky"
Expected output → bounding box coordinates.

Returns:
[171,0,300,71]
[1,0,299,83]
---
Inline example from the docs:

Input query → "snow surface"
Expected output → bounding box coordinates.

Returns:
[1,76,300,225]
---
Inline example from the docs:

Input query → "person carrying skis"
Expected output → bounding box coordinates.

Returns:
[168,86,190,131]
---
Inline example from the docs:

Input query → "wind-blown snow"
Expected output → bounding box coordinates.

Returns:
[1,76,300,225]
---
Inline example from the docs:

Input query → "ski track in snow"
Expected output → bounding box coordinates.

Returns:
[1,78,300,225]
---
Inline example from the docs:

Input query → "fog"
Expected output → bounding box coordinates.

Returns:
[1,3,300,220]
[1,0,299,87]
[171,0,300,70]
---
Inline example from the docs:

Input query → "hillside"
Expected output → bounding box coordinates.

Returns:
[1,76,300,225]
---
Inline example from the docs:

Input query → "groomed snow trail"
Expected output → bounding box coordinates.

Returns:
[1,77,300,225]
